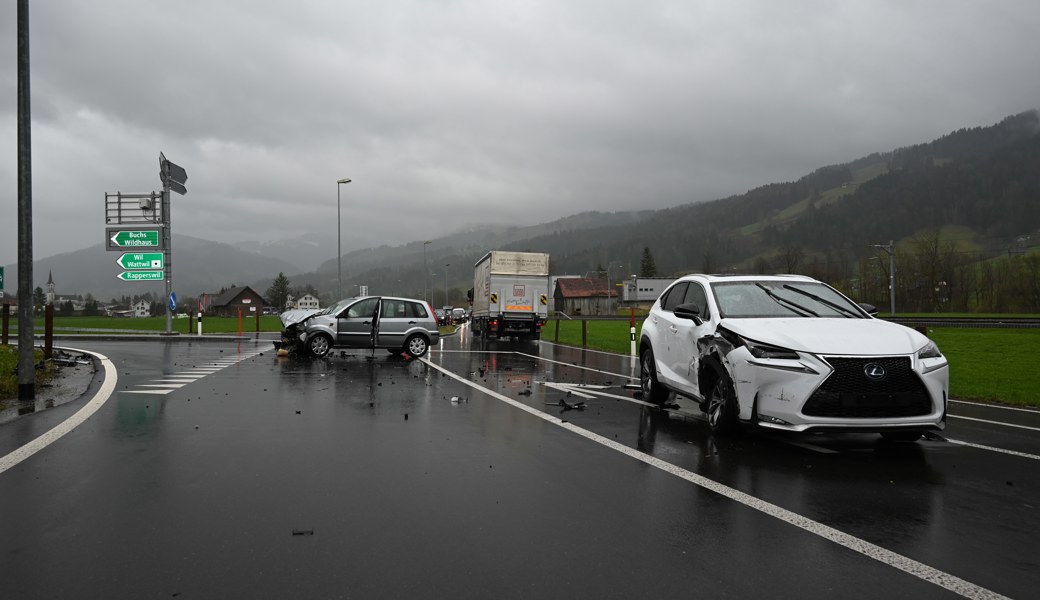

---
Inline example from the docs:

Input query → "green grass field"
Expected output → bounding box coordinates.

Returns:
[549,319,1040,407]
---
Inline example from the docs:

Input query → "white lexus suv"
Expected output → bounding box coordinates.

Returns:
[639,274,949,440]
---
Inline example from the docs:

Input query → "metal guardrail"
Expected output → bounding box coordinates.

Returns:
[888,317,1040,329]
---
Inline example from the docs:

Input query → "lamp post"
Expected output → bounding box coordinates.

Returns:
[423,240,432,302]
[336,178,351,299]
[871,240,896,316]
[444,263,450,307]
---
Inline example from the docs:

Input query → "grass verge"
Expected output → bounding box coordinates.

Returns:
[0,345,58,404]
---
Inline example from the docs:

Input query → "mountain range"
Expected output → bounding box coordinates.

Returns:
[5,109,1039,308]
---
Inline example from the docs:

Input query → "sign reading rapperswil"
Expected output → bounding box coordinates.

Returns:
[106,227,164,251]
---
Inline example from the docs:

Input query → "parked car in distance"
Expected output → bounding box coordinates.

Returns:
[280,295,440,358]
[639,274,949,440]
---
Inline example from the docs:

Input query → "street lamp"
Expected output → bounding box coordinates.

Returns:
[871,240,896,316]
[423,240,432,302]
[444,263,450,307]
[336,178,351,299]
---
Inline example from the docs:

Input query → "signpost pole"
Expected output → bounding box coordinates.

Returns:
[163,187,172,334]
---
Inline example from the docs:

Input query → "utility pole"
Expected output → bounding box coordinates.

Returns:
[17,0,34,401]
[871,240,896,316]
[423,240,431,302]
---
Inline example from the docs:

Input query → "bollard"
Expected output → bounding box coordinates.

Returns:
[581,319,587,348]
[238,308,243,337]
[630,307,636,356]
[555,318,560,342]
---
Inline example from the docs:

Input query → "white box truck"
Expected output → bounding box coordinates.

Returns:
[471,251,550,341]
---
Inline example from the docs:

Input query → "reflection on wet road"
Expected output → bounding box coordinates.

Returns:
[0,333,1036,599]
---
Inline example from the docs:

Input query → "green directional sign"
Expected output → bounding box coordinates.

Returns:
[117,270,164,282]
[117,252,164,270]
[106,227,164,251]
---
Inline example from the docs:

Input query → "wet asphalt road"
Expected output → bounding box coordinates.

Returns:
[1,327,1038,599]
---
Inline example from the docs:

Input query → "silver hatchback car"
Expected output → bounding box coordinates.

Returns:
[280,296,440,358]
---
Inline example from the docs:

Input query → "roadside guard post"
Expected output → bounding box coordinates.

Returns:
[630,308,636,356]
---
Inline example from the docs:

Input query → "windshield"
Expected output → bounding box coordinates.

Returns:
[319,297,357,316]
[711,281,865,319]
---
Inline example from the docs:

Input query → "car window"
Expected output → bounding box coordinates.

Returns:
[345,298,379,319]
[660,282,689,312]
[407,301,429,319]
[682,282,710,318]
[382,299,407,318]
[711,281,862,318]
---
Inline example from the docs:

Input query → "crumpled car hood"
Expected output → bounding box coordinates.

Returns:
[280,309,321,328]
[720,317,930,355]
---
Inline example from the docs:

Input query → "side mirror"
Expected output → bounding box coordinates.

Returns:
[858,303,879,317]
[673,303,703,325]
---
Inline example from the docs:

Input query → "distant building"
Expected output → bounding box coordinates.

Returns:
[621,277,677,305]
[208,286,266,317]
[553,277,615,316]
[131,299,150,318]
[294,294,320,310]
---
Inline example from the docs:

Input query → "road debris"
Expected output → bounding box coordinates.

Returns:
[547,398,586,411]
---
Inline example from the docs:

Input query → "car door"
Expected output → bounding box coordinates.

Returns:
[375,298,410,349]
[336,297,380,348]
[651,281,688,389]
[670,281,715,399]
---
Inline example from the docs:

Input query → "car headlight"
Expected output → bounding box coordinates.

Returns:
[743,338,800,360]
[917,340,943,359]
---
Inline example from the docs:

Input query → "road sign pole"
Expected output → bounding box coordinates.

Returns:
[163,188,172,334]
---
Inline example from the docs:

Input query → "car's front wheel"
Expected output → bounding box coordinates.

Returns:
[405,334,429,358]
[706,374,739,434]
[640,347,670,404]
[307,333,333,358]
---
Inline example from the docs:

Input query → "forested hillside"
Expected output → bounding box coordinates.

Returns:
[287,110,1040,313]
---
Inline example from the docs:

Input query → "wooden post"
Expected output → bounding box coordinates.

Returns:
[1,303,9,345]
[554,318,560,342]
[237,308,243,336]
[44,303,53,358]
[581,319,587,348]
[187,312,193,333]
[255,307,260,333]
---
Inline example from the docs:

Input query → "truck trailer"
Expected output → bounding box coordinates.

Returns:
[471,251,550,341]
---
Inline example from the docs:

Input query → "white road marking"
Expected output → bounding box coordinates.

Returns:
[139,384,188,388]
[515,352,637,380]
[122,389,174,395]
[945,438,1040,461]
[537,340,639,359]
[424,358,1009,600]
[949,415,1040,433]
[1,348,117,476]
[949,399,1040,414]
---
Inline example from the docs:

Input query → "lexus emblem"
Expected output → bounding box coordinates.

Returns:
[864,363,887,381]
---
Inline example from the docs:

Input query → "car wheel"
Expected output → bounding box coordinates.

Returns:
[405,334,429,358]
[640,347,670,404]
[880,431,922,442]
[308,333,333,358]
[706,374,739,434]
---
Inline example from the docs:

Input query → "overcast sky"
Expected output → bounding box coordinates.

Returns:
[3,0,1040,264]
